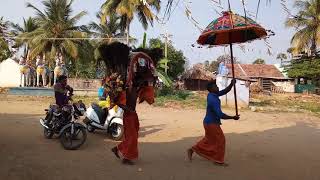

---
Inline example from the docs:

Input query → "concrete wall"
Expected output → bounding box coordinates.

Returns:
[216,75,250,108]
[68,78,101,90]
[272,81,295,93]
[0,58,21,87]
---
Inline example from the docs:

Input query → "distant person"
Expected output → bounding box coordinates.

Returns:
[187,79,239,166]
[98,79,106,100]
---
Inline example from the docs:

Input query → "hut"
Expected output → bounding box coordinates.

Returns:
[182,64,214,91]
[225,64,293,92]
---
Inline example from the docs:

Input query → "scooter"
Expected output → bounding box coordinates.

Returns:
[83,103,124,140]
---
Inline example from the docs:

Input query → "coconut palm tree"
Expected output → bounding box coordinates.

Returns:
[89,12,122,44]
[0,17,12,61]
[101,0,161,45]
[11,17,39,57]
[19,0,87,61]
[285,0,320,56]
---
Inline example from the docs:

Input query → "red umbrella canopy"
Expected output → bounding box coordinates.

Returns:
[197,11,267,46]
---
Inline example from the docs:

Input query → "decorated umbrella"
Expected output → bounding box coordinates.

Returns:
[197,11,271,116]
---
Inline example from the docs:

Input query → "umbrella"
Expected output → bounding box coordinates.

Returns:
[197,11,269,116]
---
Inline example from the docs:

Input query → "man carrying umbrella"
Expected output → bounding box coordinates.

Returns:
[188,8,271,166]
[187,79,239,166]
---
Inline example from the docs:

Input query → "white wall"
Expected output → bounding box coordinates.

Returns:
[272,81,295,93]
[0,58,21,87]
[216,75,250,108]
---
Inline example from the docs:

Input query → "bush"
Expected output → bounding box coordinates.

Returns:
[156,87,191,100]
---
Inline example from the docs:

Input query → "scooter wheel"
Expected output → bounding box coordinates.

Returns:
[111,124,124,141]
[87,124,95,133]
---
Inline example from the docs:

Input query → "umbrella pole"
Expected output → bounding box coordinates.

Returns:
[229,43,239,116]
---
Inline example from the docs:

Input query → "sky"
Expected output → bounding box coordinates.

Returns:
[0,0,296,66]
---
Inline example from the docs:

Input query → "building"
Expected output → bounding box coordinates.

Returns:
[226,64,293,92]
[0,58,20,87]
[182,64,214,91]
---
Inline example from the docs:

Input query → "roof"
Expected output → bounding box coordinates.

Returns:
[225,64,286,79]
[182,63,214,81]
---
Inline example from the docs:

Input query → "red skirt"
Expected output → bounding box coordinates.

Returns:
[192,123,225,163]
[117,111,140,160]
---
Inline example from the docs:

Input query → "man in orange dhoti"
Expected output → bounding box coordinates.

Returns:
[187,80,239,166]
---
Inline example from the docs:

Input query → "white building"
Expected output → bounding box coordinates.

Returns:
[216,75,250,108]
[0,58,20,87]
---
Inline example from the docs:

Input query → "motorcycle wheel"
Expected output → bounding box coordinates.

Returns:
[86,124,95,133]
[44,128,54,139]
[110,124,124,141]
[60,125,87,150]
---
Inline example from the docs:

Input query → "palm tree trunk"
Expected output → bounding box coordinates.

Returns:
[311,35,317,56]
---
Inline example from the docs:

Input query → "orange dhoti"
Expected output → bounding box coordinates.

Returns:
[117,111,140,160]
[192,123,225,163]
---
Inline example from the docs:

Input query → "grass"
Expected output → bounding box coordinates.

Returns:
[250,93,320,114]
[154,88,206,109]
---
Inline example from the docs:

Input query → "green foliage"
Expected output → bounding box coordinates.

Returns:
[157,70,173,87]
[252,58,265,64]
[286,59,320,79]
[285,0,320,55]
[0,39,11,61]
[157,86,191,100]
[149,38,186,79]
[20,0,87,60]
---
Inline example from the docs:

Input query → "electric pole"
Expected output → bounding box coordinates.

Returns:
[160,31,172,74]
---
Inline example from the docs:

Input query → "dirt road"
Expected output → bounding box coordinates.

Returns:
[0,96,319,180]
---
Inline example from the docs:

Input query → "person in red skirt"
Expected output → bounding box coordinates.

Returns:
[187,79,240,166]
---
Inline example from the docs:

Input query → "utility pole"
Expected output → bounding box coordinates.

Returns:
[160,31,172,74]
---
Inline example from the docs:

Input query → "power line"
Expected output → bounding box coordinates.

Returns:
[0,36,135,40]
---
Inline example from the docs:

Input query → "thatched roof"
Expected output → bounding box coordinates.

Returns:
[225,64,286,79]
[182,63,214,81]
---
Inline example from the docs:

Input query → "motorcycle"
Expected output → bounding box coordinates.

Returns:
[83,102,124,141]
[39,95,87,150]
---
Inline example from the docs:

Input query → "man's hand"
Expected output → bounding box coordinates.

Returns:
[233,115,240,120]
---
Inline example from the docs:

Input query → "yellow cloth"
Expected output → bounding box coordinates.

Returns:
[98,96,119,112]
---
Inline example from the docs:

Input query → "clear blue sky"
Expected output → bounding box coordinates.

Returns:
[0,0,295,65]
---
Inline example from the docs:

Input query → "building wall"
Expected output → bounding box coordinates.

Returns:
[216,75,250,108]
[184,79,209,91]
[68,78,101,90]
[272,81,295,93]
[0,58,21,87]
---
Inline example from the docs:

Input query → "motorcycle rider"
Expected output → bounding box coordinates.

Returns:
[54,75,73,107]
[45,75,73,126]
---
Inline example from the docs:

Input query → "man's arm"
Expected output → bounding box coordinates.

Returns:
[209,96,239,120]
[217,79,236,96]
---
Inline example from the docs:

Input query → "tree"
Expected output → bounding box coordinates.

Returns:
[10,17,39,57]
[253,58,266,64]
[101,0,160,45]
[149,38,186,79]
[216,54,238,64]
[285,0,320,56]
[19,0,87,61]
[286,59,320,79]
[276,53,288,65]
[207,61,219,72]
[88,12,122,44]
[0,17,12,61]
